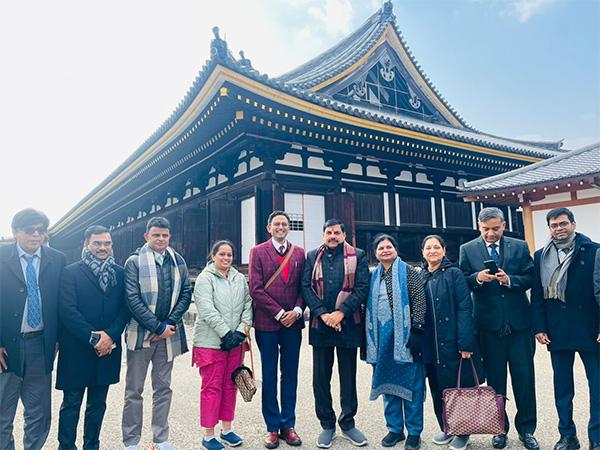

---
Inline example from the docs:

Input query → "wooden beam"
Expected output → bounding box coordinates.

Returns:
[521,202,535,255]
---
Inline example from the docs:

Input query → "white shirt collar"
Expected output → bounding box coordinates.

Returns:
[271,238,287,252]
[17,244,41,259]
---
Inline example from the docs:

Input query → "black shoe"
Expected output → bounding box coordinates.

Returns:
[554,435,580,450]
[519,433,539,450]
[381,432,405,447]
[405,435,421,450]
[493,434,508,449]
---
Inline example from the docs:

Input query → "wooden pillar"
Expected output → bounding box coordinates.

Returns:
[255,179,275,243]
[429,173,444,229]
[521,201,535,255]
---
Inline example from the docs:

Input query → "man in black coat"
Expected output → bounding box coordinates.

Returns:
[459,207,538,450]
[302,219,370,448]
[56,225,129,450]
[531,207,600,450]
[0,208,66,450]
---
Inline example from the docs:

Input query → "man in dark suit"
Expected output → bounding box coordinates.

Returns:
[0,208,66,450]
[531,207,600,450]
[249,210,305,449]
[302,219,370,449]
[56,225,129,450]
[459,207,538,450]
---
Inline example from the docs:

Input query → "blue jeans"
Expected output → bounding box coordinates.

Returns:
[255,328,302,432]
[383,364,425,436]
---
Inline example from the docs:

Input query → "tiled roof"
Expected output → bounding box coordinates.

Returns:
[460,142,600,193]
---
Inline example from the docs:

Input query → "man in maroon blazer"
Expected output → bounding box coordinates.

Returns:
[249,210,305,449]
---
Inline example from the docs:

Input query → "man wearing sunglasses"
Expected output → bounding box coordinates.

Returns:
[0,208,67,450]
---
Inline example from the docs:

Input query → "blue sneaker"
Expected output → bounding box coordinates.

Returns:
[202,437,225,450]
[220,431,243,447]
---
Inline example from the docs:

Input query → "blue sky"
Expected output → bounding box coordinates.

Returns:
[0,0,598,237]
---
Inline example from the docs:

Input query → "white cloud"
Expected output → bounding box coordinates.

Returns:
[308,0,354,36]
[510,0,557,22]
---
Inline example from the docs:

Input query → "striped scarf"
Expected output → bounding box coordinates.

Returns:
[125,243,185,361]
[310,241,360,328]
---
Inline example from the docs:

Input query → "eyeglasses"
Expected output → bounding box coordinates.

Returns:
[549,221,571,230]
[90,241,113,247]
[21,226,47,235]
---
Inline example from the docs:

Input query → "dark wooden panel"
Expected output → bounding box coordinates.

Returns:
[182,200,208,269]
[209,197,240,263]
[325,192,356,245]
[444,200,472,228]
[353,191,384,223]
[399,195,431,226]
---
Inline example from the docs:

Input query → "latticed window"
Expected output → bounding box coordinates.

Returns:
[288,213,304,231]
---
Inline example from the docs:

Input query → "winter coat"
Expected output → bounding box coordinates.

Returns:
[421,258,484,390]
[192,263,253,349]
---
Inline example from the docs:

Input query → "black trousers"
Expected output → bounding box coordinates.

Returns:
[479,328,537,435]
[57,385,109,450]
[312,346,358,431]
[425,363,445,432]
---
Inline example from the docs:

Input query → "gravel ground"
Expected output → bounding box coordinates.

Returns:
[11,325,592,450]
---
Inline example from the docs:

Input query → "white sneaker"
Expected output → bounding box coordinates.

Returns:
[432,432,453,445]
[155,442,176,450]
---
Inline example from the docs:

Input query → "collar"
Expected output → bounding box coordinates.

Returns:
[271,238,287,252]
[17,244,41,260]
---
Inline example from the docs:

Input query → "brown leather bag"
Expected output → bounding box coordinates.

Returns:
[442,358,505,435]
[231,321,256,402]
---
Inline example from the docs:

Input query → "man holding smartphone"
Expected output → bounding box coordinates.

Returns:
[56,225,129,450]
[459,207,538,450]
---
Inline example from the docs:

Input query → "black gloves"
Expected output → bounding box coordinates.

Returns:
[220,330,246,351]
[406,326,424,359]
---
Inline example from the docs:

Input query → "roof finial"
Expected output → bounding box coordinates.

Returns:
[210,26,229,61]
[382,0,393,17]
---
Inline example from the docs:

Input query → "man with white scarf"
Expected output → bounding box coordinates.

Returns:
[122,217,192,450]
[531,207,600,450]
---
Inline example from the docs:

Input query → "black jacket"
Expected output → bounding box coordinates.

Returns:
[124,248,192,335]
[531,233,600,352]
[302,244,370,348]
[0,244,66,376]
[56,261,129,390]
[459,236,534,332]
[421,258,484,389]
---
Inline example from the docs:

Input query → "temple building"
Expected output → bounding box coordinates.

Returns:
[49,1,564,267]
[460,142,600,252]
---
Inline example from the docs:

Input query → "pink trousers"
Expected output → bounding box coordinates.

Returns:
[193,346,244,428]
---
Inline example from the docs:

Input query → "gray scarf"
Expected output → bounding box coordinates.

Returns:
[81,248,117,293]
[539,232,576,302]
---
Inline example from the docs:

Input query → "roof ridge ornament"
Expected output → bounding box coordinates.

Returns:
[381,1,393,20]
[210,26,229,61]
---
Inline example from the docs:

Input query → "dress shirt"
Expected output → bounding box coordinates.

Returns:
[269,239,303,321]
[17,244,44,332]
[153,250,166,266]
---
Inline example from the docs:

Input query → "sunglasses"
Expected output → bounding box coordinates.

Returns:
[21,225,48,235]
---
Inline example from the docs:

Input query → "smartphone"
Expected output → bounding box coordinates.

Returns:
[483,259,499,275]
[89,332,101,347]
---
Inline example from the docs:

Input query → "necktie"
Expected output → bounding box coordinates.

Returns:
[489,243,499,262]
[278,245,286,256]
[23,255,41,328]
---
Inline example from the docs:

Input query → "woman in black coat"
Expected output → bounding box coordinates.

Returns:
[420,235,484,450]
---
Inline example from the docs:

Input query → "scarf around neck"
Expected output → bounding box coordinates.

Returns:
[539,232,577,302]
[310,241,360,328]
[81,248,117,293]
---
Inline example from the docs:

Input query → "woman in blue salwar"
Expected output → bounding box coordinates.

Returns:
[366,234,427,450]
